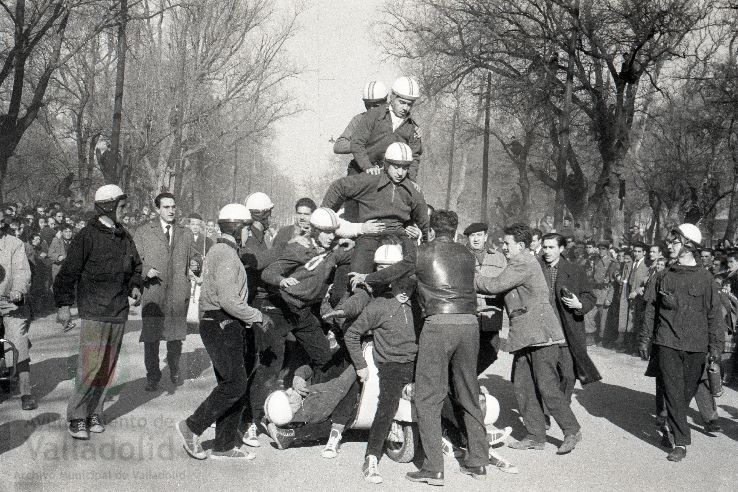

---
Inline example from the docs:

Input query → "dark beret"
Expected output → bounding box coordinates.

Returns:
[463,222,488,236]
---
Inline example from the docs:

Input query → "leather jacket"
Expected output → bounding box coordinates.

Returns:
[415,236,477,317]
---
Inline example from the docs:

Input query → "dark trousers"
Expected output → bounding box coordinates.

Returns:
[67,320,125,421]
[366,361,415,460]
[187,314,250,452]
[557,345,576,404]
[416,321,488,473]
[249,303,338,419]
[512,344,580,442]
[291,381,361,444]
[657,345,705,446]
[144,340,182,383]
[477,329,500,374]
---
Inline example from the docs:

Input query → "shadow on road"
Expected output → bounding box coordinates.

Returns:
[104,348,212,423]
[0,412,60,456]
[575,381,663,448]
[30,354,78,402]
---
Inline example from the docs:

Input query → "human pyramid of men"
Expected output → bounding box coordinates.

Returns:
[46,76,723,486]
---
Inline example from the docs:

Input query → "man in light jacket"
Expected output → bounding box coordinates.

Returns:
[475,223,582,454]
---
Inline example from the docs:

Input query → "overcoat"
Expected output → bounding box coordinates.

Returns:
[133,220,194,342]
[547,257,602,384]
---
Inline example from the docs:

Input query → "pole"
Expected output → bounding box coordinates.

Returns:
[481,72,492,222]
[232,141,238,202]
[445,99,459,209]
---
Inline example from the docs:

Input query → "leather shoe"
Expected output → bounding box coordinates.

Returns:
[557,430,582,454]
[459,465,486,480]
[170,371,182,386]
[509,437,545,450]
[667,446,686,462]
[406,469,444,486]
[144,380,158,392]
[704,420,722,434]
[21,395,38,411]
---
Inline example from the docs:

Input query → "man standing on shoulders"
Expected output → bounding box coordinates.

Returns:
[406,210,489,486]
[540,233,601,402]
[333,81,389,157]
[55,184,142,439]
[350,76,422,182]
[475,224,582,454]
[639,224,723,462]
[133,192,195,391]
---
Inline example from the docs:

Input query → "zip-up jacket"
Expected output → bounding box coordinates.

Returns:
[199,237,262,325]
[54,218,142,323]
[641,264,724,354]
[321,172,429,237]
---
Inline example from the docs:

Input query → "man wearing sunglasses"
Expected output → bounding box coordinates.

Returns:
[639,223,723,462]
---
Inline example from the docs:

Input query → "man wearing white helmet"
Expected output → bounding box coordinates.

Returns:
[244,191,274,248]
[322,141,429,298]
[640,223,724,462]
[176,203,272,461]
[333,81,389,156]
[54,184,143,440]
[349,76,422,181]
[343,244,418,484]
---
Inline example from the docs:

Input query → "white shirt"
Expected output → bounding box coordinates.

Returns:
[389,107,405,132]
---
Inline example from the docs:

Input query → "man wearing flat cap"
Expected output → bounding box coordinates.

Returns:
[464,222,506,372]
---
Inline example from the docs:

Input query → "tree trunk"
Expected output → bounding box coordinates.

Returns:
[481,72,492,222]
[452,149,469,209]
[724,140,738,242]
[555,0,579,229]
[109,0,128,185]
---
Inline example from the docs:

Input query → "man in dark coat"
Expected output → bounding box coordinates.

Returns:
[55,184,142,439]
[540,233,601,402]
[133,192,195,391]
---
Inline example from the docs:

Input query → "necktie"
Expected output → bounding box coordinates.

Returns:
[165,225,171,245]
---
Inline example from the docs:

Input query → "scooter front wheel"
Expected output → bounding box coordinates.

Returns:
[385,422,422,463]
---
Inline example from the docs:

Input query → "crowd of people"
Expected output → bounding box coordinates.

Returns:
[0,75,733,486]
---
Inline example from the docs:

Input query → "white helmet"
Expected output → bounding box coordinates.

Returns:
[374,244,403,265]
[391,76,420,101]
[94,184,126,203]
[245,192,274,211]
[264,390,293,426]
[218,203,251,222]
[362,80,388,102]
[675,223,702,246]
[482,393,500,426]
[385,142,413,165]
[310,207,340,231]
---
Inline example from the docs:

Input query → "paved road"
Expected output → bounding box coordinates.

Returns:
[1,311,738,491]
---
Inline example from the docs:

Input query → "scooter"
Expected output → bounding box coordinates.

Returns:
[0,337,19,389]
[349,341,503,463]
